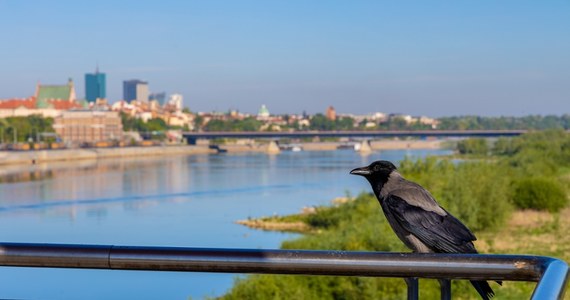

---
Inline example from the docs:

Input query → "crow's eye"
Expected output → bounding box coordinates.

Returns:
[373,165,381,172]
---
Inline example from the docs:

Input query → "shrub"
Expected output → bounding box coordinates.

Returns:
[492,137,520,156]
[220,192,488,300]
[400,158,513,231]
[513,177,568,212]
[456,138,489,155]
[305,207,343,229]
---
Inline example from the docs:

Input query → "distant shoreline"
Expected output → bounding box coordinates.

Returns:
[218,139,445,153]
[0,145,215,166]
[0,139,445,166]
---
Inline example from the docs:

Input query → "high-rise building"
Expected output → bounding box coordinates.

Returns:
[149,92,167,106]
[85,68,106,103]
[123,79,149,102]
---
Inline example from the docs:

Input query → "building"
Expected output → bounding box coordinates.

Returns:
[53,110,123,144]
[418,116,439,129]
[390,114,414,124]
[35,79,77,106]
[123,80,149,102]
[166,111,193,129]
[0,79,85,118]
[257,104,270,120]
[167,93,183,111]
[326,105,336,121]
[85,68,106,103]
[0,97,84,118]
[0,97,45,118]
[149,92,167,106]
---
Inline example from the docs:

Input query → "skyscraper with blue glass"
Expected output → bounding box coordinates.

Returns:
[85,68,106,102]
[123,79,149,102]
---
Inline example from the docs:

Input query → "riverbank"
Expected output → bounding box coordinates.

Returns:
[230,191,570,299]
[0,139,445,166]
[369,139,443,150]
[237,196,570,252]
[236,219,310,232]
[0,145,215,166]
[236,197,351,233]
[219,139,445,153]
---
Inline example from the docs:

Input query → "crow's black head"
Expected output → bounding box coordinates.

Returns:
[350,160,397,181]
[351,160,398,197]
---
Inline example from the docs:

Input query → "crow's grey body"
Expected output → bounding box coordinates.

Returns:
[378,172,477,254]
[351,161,497,300]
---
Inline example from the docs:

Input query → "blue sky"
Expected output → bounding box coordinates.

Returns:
[0,1,568,116]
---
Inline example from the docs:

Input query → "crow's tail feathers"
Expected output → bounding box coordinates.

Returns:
[470,280,497,300]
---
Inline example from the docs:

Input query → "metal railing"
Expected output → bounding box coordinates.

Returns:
[0,243,568,299]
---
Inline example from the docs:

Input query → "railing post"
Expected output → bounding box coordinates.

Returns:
[438,279,451,300]
[405,277,419,300]
[531,258,570,300]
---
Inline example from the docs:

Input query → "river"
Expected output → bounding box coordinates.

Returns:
[0,149,450,299]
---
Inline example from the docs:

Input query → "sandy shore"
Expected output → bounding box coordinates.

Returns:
[220,139,444,153]
[236,197,351,233]
[236,219,310,232]
[369,139,443,150]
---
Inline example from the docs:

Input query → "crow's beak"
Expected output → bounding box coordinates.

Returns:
[350,167,371,176]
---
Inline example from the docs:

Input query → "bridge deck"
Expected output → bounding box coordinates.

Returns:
[183,130,527,140]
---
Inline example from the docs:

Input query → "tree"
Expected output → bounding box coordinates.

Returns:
[456,138,489,155]
[437,115,570,131]
[309,114,334,131]
[0,115,54,143]
[336,117,355,130]
[203,117,262,132]
[145,118,168,132]
[193,115,204,131]
[309,114,355,131]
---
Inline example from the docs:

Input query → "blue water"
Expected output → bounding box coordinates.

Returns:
[0,149,449,299]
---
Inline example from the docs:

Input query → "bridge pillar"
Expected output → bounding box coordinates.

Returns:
[357,140,372,154]
[266,140,281,154]
[186,137,197,145]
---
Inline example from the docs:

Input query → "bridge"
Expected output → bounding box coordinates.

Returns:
[182,130,526,144]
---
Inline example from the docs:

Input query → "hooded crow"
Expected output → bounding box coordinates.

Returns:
[350,160,497,299]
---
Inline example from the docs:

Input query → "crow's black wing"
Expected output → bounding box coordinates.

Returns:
[384,194,478,253]
[384,194,498,299]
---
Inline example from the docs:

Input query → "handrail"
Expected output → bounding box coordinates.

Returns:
[0,243,568,299]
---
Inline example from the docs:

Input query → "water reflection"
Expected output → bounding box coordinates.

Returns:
[0,149,452,220]
[0,149,451,299]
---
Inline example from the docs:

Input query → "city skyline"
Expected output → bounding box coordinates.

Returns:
[0,1,569,117]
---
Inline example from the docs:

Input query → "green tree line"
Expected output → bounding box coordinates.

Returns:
[308,114,354,131]
[203,117,263,131]
[120,112,191,133]
[438,115,570,130]
[0,115,54,143]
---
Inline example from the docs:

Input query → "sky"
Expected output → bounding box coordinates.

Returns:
[0,1,568,117]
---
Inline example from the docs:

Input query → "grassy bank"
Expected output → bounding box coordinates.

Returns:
[226,194,569,299]
[219,130,570,300]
